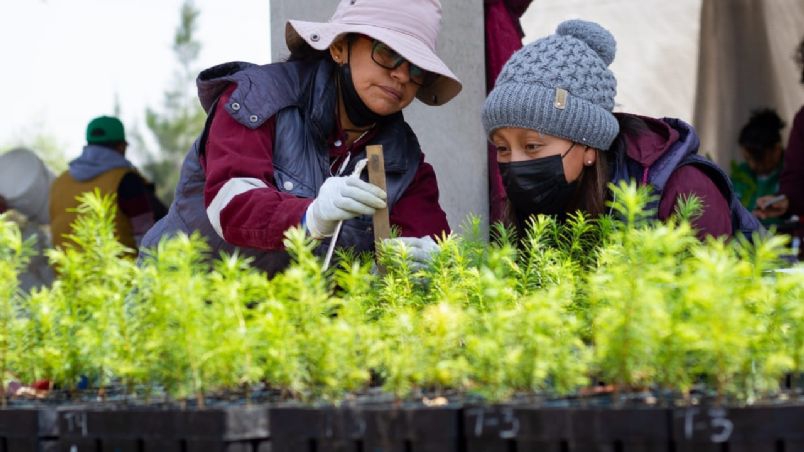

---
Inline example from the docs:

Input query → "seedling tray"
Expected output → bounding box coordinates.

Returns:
[463,405,671,452]
[56,404,269,452]
[269,404,463,452]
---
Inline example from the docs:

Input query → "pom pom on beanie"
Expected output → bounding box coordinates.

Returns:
[556,19,616,66]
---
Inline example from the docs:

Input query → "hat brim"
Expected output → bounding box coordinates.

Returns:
[286,20,462,106]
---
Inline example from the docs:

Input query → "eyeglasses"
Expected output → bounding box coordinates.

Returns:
[370,40,439,87]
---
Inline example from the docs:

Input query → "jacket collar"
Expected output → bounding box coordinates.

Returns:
[68,144,133,182]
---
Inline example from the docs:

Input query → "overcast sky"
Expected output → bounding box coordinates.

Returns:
[0,0,271,163]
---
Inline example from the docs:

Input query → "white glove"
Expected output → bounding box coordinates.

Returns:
[383,236,439,270]
[305,176,387,238]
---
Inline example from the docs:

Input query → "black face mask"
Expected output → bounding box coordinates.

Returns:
[336,43,387,128]
[498,143,579,224]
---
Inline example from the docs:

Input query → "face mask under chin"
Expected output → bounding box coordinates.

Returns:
[337,57,388,128]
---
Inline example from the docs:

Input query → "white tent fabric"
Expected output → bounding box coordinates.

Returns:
[0,148,55,224]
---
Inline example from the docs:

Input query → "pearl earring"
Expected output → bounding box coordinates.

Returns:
[587,160,592,165]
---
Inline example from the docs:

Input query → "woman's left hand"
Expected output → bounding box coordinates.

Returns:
[383,236,439,270]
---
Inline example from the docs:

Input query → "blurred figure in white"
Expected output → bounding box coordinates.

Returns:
[0,148,56,291]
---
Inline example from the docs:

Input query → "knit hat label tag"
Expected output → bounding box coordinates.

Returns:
[554,88,568,110]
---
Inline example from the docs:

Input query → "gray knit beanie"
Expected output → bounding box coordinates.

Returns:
[482,19,620,150]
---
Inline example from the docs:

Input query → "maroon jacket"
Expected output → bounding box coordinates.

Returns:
[485,0,533,223]
[619,114,732,239]
[485,0,531,91]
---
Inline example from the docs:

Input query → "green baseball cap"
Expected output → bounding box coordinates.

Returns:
[86,116,127,144]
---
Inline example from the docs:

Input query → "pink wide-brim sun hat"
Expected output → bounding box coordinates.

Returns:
[285,0,462,106]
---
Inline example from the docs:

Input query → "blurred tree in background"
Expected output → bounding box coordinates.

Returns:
[133,0,206,205]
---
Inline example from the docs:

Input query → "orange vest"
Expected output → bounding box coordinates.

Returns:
[49,167,137,251]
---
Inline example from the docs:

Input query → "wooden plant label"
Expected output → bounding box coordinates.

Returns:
[366,145,391,243]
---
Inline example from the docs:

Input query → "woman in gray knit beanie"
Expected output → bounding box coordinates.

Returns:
[482,19,761,239]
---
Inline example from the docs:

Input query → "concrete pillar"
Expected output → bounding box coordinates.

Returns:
[270,0,488,236]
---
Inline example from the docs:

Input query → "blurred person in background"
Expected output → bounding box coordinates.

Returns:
[0,148,56,291]
[755,36,804,259]
[49,116,166,255]
[730,109,786,227]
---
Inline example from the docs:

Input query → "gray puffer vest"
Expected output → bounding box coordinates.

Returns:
[141,58,422,274]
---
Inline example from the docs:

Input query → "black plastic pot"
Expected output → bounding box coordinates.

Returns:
[463,405,672,452]
[269,405,463,452]
[6,402,804,451]
[671,405,804,452]
[56,405,269,452]
[0,408,58,452]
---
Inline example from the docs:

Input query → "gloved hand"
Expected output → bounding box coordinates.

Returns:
[383,236,439,271]
[305,176,387,238]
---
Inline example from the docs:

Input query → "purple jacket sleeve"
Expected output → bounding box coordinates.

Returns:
[658,165,732,240]
[780,106,804,216]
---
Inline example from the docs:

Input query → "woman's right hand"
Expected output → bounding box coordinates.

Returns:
[304,176,387,238]
[754,194,789,219]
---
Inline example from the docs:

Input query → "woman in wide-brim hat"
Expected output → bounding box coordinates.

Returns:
[141,0,462,274]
